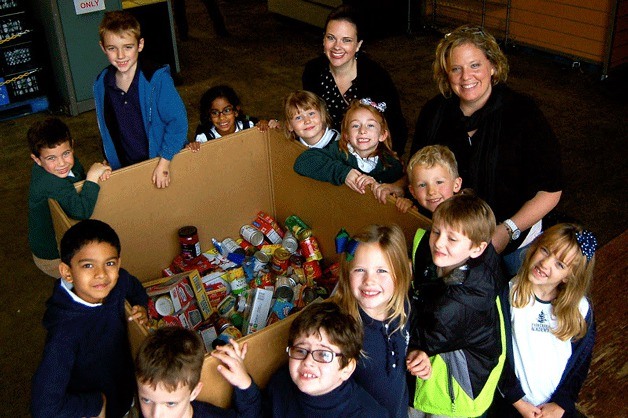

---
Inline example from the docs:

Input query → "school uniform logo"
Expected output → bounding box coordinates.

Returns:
[531,310,551,333]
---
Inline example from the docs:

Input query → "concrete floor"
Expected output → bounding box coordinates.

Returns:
[0,0,626,416]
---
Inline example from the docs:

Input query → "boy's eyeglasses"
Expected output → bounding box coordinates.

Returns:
[286,346,343,363]
[210,106,234,117]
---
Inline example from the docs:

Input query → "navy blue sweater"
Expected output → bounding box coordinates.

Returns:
[31,269,148,418]
[264,365,389,418]
[354,308,410,418]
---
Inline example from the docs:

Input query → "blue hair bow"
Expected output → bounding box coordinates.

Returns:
[335,228,359,261]
[575,230,597,261]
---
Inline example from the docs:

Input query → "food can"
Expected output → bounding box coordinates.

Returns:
[274,275,296,301]
[303,260,323,284]
[216,294,237,317]
[237,238,255,255]
[284,215,310,237]
[281,231,299,254]
[271,247,291,275]
[221,238,245,255]
[253,251,270,272]
[298,229,323,261]
[178,226,201,260]
[240,224,265,246]
[155,295,175,316]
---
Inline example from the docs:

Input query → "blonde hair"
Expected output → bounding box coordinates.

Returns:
[433,25,509,98]
[332,224,411,334]
[282,90,332,141]
[432,193,495,246]
[407,145,459,182]
[339,100,395,160]
[511,223,595,341]
[99,11,142,44]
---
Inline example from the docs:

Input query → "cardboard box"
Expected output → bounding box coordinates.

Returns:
[51,129,429,407]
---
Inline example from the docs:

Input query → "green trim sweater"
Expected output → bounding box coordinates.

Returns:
[28,158,100,259]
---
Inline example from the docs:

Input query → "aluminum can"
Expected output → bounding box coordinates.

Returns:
[284,215,310,237]
[274,275,296,301]
[303,260,323,284]
[253,250,270,272]
[298,229,323,261]
[240,224,264,246]
[271,247,291,275]
[281,231,299,254]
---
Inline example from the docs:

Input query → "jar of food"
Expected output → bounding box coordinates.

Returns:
[178,226,201,260]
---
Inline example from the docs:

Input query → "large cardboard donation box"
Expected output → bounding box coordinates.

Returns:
[50,129,430,407]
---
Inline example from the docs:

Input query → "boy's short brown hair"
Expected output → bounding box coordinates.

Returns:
[288,301,363,369]
[27,117,72,157]
[135,327,204,392]
[407,145,459,181]
[432,193,496,246]
[99,10,141,44]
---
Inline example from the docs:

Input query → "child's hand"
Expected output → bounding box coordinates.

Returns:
[345,170,375,194]
[395,196,415,214]
[185,141,202,153]
[538,402,564,418]
[211,339,252,390]
[152,158,171,189]
[128,305,148,325]
[256,120,270,132]
[513,399,542,418]
[406,349,432,380]
[86,162,112,183]
[268,119,281,129]
[371,182,404,204]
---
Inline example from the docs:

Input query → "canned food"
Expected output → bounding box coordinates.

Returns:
[303,260,323,284]
[271,247,291,275]
[237,238,255,255]
[240,224,264,246]
[281,231,299,254]
[298,230,323,262]
[221,238,245,256]
[289,254,303,268]
[155,295,175,316]
[253,251,270,272]
[274,275,296,301]
[217,294,237,317]
[285,215,310,237]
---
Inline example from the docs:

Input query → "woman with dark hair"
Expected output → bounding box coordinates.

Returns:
[302,5,408,157]
[410,25,563,276]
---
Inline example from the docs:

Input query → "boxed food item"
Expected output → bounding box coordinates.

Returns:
[145,270,213,321]
[51,129,429,407]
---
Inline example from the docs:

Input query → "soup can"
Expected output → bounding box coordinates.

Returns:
[298,229,323,261]
[253,250,270,272]
[240,224,264,246]
[274,275,296,301]
[271,247,291,275]
[281,231,299,254]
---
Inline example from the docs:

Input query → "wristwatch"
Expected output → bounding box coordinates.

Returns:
[503,219,521,241]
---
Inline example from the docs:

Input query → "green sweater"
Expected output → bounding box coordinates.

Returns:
[28,158,100,259]
[293,141,403,185]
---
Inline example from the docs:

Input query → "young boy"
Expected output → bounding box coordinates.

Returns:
[94,11,187,189]
[395,145,462,215]
[262,301,388,417]
[136,326,261,418]
[27,117,111,277]
[406,194,505,417]
[31,219,148,418]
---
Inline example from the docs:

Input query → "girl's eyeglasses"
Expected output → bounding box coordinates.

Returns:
[210,106,234,117]
[286,346,343,363]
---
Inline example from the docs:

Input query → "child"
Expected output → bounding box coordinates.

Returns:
[407,194,505,417]
[333,224,424,418]
[262,300,388,417]
[94,11,188,189]
[395,145,462,215]
[188,85,278,151]
[31,219,148,418]
[283,90,339,149]
[491,224,597,418]
[27,117,111,277]
[136,326,261,418]
[293,99,405,197]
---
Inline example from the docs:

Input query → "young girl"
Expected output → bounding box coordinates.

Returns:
[283,90,339,149]
[188,85,277,151]
[293,99,405,197]
[333,224,428,418]
[492,223,597,418]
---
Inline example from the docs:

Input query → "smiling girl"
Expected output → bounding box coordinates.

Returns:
[332,224,419,418]
[491,223,597,418]
[293,99,404,197]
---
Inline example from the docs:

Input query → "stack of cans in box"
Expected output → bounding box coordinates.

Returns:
[146,211,339,352]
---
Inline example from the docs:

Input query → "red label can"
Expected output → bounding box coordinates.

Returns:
[299,236,323,262]
[303,260,322,284]
[271,247,291,275]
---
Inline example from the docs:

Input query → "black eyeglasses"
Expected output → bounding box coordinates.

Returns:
[210,106,234,117]
[286,346,343,364]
